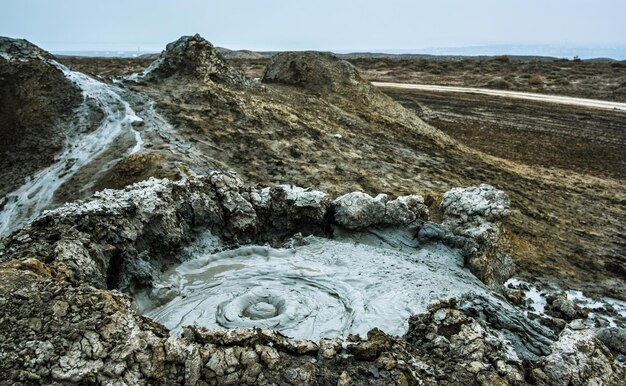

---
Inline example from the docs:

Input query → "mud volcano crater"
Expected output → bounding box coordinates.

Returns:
[1,172,580,384]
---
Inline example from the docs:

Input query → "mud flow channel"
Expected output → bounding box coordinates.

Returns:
[136,235,496,339]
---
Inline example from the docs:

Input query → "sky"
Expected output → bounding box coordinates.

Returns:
[1,0,625,55]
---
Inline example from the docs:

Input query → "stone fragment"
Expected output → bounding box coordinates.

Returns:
[544,292,588,321]
[537,327,621,386]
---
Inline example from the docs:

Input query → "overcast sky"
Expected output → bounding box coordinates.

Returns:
[1,0,625,52]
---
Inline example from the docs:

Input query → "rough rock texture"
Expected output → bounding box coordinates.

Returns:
[333,192,428,229]
[442,184,512,291]
[0,176,622,384]
[0,265,553,386]
[247,185,331,240]
[417,221,476,256]
[142,34,254,87]
[0,36,81,196]
[262,51,363,93]
[596,327,626,356]
[532,326,623,386]
[404,299,527,384]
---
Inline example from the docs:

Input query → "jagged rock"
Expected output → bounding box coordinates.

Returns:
[458,294,556,359]
[534,327,624,386]
[0,173,616,385]
[140,33,253,87]
[544,292,588,321]
[442,184,512,290]
[1,173,334,291]
[347,328,391,360]
[0,36,81,196]
[441,183,510,240]
[404,299,527,385]
[0,262,563,385]
[333,192,428,229]
[249,185,331,239]
[185,327,320,355]
[385,194,429,225]
[262,51,363,93]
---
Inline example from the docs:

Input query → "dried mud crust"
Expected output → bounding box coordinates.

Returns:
[0,175,622,385]
[48,38,626,301]
[0,262,573,386]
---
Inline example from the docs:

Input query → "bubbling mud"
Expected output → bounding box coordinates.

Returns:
[138,236,498,339]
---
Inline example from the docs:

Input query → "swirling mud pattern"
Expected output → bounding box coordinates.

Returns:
[138,236,493,339]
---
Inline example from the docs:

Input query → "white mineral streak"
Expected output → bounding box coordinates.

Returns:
[505,278,626,328]
[0,61,144,237]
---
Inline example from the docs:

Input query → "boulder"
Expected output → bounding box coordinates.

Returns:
[332,192,387,229]
[544,292,588,321]
[596,327,626,356]
[534,327,623,386]
[441,184,512,290]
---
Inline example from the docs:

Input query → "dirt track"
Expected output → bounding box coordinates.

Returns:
[373,82,626,112]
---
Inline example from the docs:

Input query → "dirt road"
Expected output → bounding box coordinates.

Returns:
[372,82,626,112]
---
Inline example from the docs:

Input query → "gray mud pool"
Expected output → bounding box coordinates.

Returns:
[137,234,499,340]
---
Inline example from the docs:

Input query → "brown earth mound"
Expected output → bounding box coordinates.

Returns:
[262,51,363,93]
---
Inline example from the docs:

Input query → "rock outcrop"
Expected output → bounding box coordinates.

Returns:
[0,37,81,196]
[139,34,254,87]
[0,173,331,291]
[442,184,512,290]
[0,267,555,386]
[596,327,626,357]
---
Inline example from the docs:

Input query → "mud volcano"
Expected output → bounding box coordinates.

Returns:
[1,35,625,385]
[130,178,516,342]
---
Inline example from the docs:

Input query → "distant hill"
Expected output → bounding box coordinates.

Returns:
[51,49,624,63]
